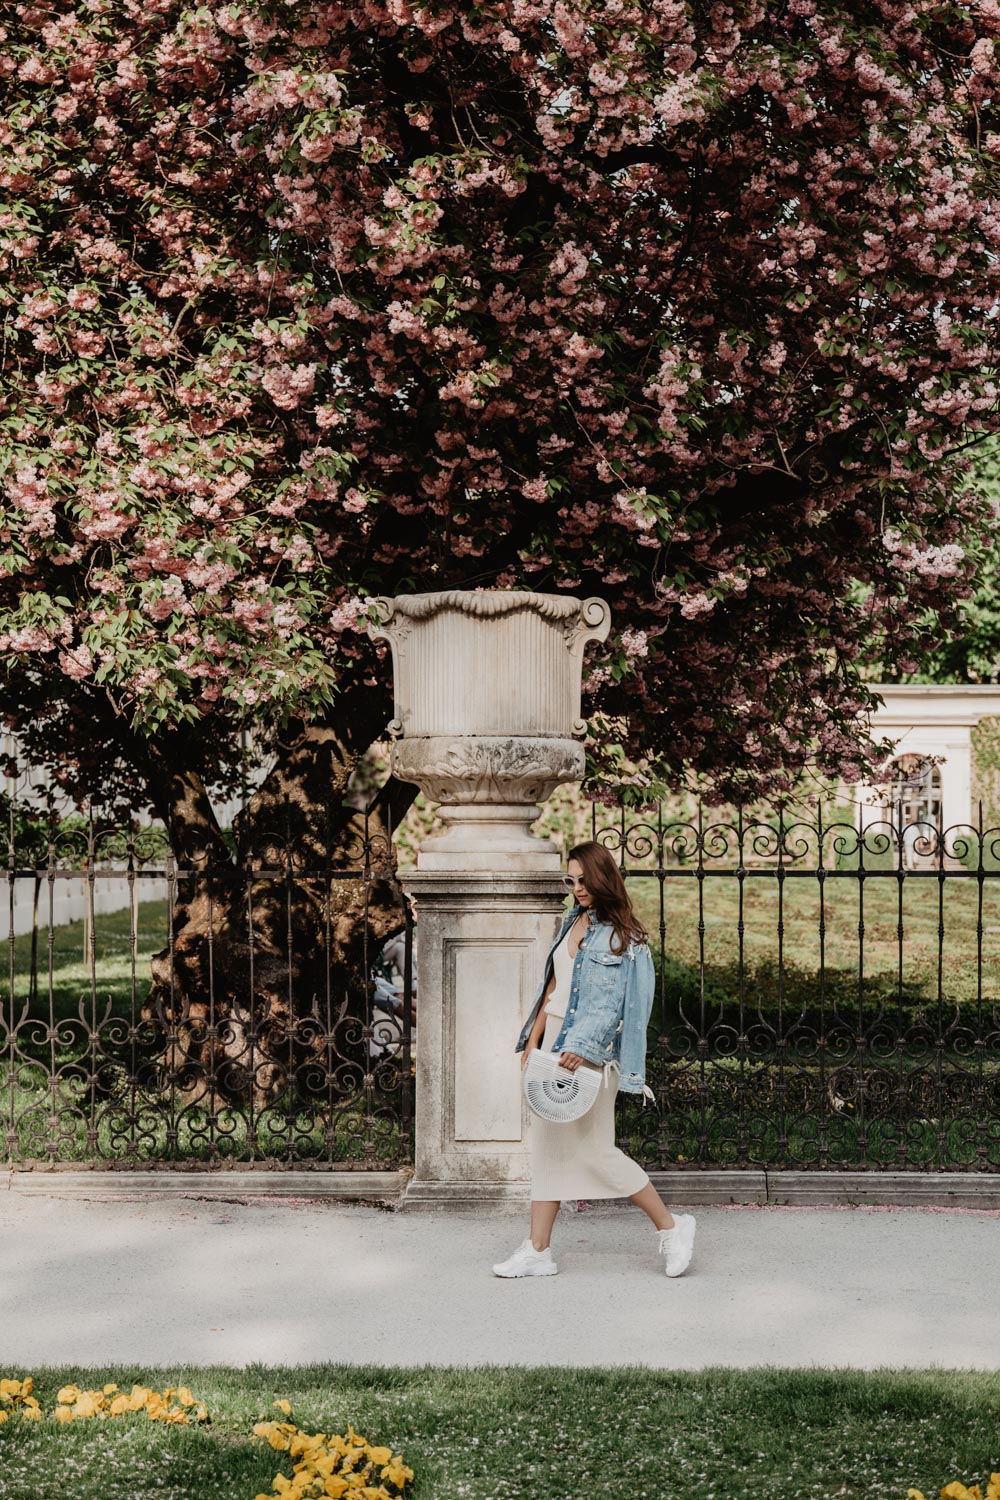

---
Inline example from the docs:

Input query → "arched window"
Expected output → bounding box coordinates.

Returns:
[889,753,942,867]
[890,753,941,824]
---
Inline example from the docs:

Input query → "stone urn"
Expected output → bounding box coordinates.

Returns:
[368,590,611,870]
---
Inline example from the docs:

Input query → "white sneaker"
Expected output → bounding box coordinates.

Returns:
[657,1214,696,1277]
[492,1237,558,1278]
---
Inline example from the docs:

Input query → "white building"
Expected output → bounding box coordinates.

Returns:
[851,683,1000,854]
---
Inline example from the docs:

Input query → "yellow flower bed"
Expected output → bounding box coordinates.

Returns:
[0,1377,413,1498]
[909,1479,1000,1500]
[252,1403,413,1500]
[53,1383,208,1425]
[0,1377,41,1423]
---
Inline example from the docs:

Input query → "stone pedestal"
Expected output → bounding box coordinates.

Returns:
[399,872,567,1209]
[368,590,610,1209]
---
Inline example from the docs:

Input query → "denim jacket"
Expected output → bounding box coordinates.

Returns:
[515,906,656,1101]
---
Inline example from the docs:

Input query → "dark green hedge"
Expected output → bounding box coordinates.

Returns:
[650,952,1000,1040]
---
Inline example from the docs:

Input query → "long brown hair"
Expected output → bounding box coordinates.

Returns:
[568,841,647,955]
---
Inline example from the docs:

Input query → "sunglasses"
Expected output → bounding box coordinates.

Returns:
[560,874,589,890]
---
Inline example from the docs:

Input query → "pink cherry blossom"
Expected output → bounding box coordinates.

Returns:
[0,0,996,810]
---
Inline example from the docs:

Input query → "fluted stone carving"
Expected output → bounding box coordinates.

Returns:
[368,590,610,870]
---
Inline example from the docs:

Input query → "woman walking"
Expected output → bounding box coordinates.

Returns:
[493,841,696,1279]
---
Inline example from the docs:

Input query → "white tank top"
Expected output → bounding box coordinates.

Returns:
[542,929,575,1019]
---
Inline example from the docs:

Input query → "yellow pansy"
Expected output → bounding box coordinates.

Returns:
[251,1411,415,1499]
[274,1399,293,1416]
[0,1373,226,1442]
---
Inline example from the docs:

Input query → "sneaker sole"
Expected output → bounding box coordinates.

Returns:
[491,1263,559,1278]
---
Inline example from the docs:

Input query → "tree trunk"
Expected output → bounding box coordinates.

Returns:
[139,693,417,1108]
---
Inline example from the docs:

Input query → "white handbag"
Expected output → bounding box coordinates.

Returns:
[522,1049,602,1123]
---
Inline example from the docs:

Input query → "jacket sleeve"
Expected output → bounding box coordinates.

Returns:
[616,943,655,1094]
[638,945,655,1026]
[558,1014,622,1066]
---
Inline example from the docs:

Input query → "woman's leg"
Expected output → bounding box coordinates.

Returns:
[628,1181,676,1231]
[529,1199,561,1250]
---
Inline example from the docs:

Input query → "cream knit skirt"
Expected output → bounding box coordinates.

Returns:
[528,1011,650,1201]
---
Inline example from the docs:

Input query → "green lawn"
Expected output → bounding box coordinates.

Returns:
[0,1365,997,1500]
[8,875,1000,1025]
[4,897,167,1023]
[627,869,1000,1008]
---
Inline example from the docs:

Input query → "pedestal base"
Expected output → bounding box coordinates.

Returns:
[397,1178,532,1212]
[400,870,567,1211]
[414,803,561,871]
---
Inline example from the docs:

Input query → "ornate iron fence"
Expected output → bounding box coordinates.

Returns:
[10,778,1000,1175]
[2,797,413,1169]
[601,802,1000,1172]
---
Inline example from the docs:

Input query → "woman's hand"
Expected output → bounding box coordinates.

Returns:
[558,1052,601,1072]
[520,1043,537,1072]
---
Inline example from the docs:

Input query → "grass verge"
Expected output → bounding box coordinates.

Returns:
[0,1365,998,1500]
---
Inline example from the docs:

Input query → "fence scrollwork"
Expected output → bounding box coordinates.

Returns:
[600,799,1000,1174]
[2,796,413,1169]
